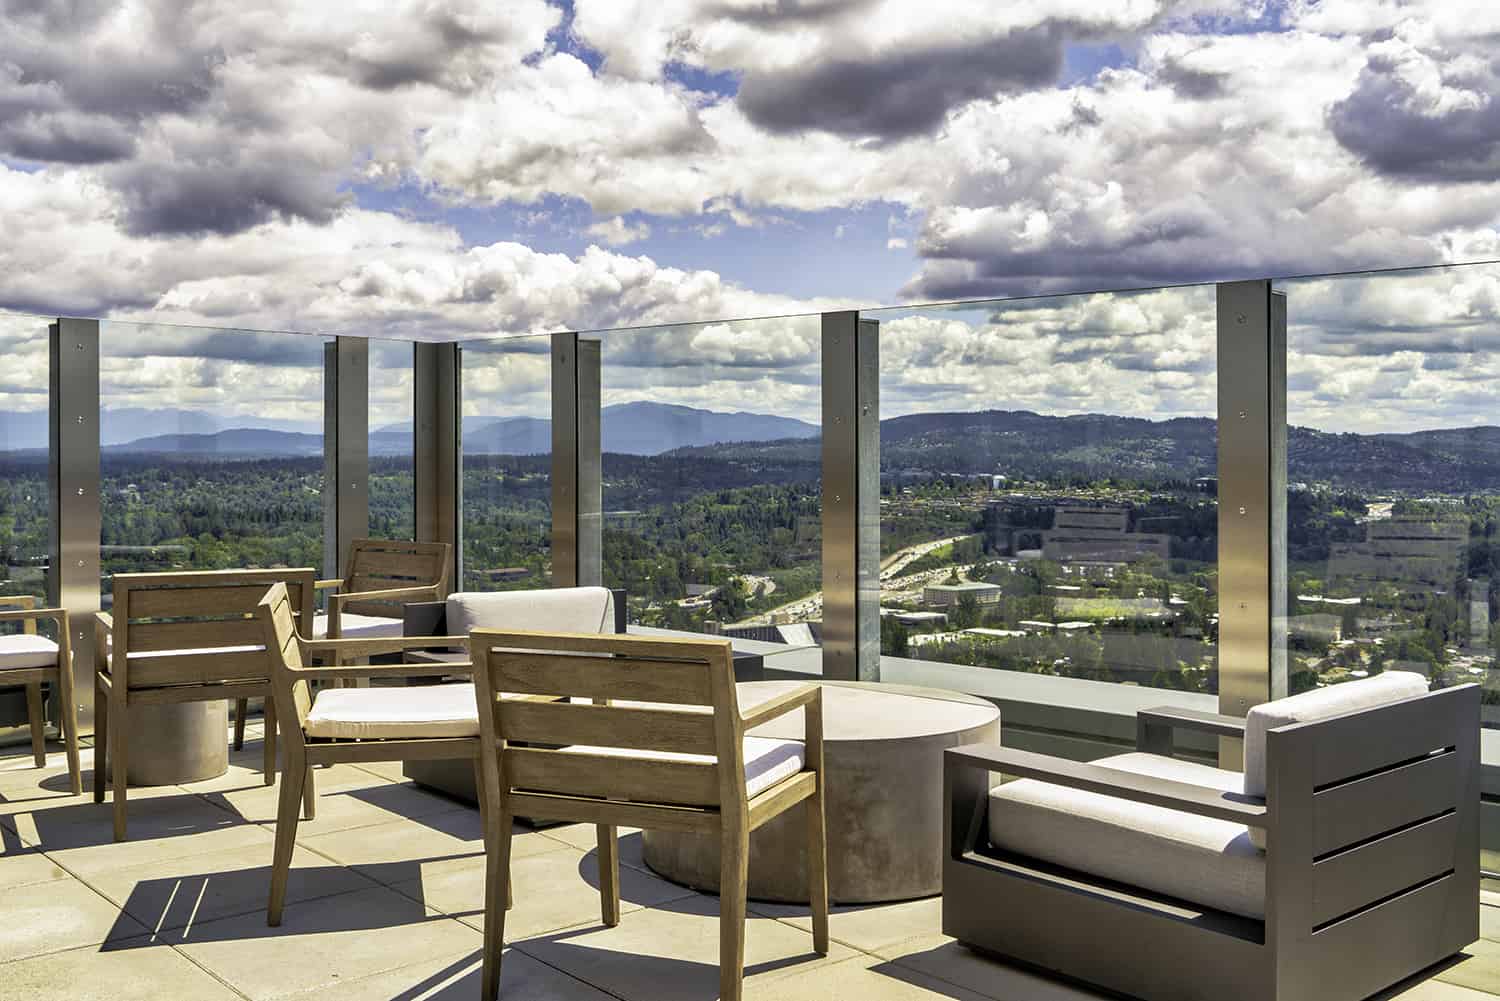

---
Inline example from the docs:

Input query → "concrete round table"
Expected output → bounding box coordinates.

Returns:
[642,680,1000,904]
[124,701,229,785]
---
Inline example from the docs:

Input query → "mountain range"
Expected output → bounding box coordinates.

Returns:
[8,402,1500,490]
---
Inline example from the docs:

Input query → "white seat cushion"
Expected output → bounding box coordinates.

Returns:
[304,683,479,739]
[447,587,614,637]
[989,751,1265,920]
[312,612,404,640]
[0,634,59,670]
[1243,671,1430,799]
[553,736,805,799]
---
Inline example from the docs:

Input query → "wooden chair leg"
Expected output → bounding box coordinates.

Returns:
[267,757,306,926]
[720,826,750,1001]
[24,682,46,767]
[262,698,277,786]
[302,763,317,820]
[233,698,248,751]
[597,824,621,927]
[110,699,129,842]
[92,678,108,803]
[481,807,514,1001]
[806,785,829,954]
[61,677,82,796]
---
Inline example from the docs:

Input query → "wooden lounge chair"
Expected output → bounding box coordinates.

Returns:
[314,539,451,649]
[469,628,830,1001]
[254,581,475,926]
[944,672,1479,1001]
[0,596,81,793]
[94,569,316,841]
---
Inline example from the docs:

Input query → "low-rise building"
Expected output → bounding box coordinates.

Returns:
[923,581,1004,608]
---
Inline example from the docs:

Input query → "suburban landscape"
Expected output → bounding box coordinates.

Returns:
[2,400,1494,697]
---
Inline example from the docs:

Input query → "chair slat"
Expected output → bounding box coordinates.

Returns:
[125,649,270,687]
[489,652,715,705]
[1312,812,1457,926]
[1312,751,1459,855]
[127,584,295,620]
[125,617,265,653]
[500,700,716,754]
[1308,687,1465,787]
[506,746,720,806]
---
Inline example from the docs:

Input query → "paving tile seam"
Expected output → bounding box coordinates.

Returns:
[506,937,638,1001]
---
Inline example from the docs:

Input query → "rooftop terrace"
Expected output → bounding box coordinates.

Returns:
[1,723,1497,1001]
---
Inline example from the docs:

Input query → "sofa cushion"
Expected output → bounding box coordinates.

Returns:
[989,751,1264,920]
[0,634,59,670]
[447,587,615,638]
[1243,671,1430,799]
[312,612,404,640]
[304,683,479,739]
[548,736,805,799]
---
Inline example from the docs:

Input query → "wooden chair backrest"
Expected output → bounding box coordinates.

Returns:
[1265,683,1478,932]
[0,595,39,635]
[111,569,316,690]
[341,539,450,616]
[472,629,744,814]
[258,581,315,738]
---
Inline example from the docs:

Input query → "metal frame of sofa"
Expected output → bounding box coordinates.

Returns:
[943,684,1480,1001]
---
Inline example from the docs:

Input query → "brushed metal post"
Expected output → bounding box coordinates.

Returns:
[551,334,602,589]
[822,312,880,681]
[1216,281,1288,767]
[50,318,100,732]
[415,342,460,593]
[323,338,369,576]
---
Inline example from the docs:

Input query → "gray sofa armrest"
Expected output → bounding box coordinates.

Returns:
[947,743,1268,828]
[1137,705,1246,755]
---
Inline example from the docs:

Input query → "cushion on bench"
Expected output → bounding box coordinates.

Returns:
[312,612,404,640]
[447,587,615,637]
[989,751,1265,920]
[0,634,59,670]
[1242,670,1429,799]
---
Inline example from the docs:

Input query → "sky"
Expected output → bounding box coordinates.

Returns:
[1,0,1499,433]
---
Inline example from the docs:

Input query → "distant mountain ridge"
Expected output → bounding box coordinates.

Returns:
[13,403,1500,490]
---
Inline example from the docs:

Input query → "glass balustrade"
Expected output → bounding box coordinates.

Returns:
[369,338,415,542]
[0,311,52,605]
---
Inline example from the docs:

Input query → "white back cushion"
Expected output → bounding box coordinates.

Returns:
[1243,671,1430,799]
[447,586,615,638]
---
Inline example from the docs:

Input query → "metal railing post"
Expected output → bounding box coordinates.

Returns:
[1216,281,1288,766]
[415,342,461,592]
[323,337,369,577]
[822,312,880,680]
[552,334,601,588]
[50,317,101,733]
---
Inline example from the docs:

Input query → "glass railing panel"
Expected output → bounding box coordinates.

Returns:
[97,320,329,601]
[460,334,553,591]
[1276,262,1500,879]
[0,311,52,606]
[370,338,415,541]
[598,316,823,649]
[866,285,1220,698]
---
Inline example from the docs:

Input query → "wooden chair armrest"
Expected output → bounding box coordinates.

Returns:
[1136,706,1246,754]
[0,595,37,610]
[946,744,1268,827]
[741,684,819,730]
[326,585,441,607]
[285,661,475,682]
[0,606,66,625]
[301,634,469,662]
[315,578,344,591]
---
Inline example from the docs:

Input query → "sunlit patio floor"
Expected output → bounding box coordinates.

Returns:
[3,722,1499,1001]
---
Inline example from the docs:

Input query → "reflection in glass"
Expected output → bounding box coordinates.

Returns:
[0,312,51,604]
[460,335,552,591]
[599,317,822,642]
[98,321,328,600]
[868,286,1219,693]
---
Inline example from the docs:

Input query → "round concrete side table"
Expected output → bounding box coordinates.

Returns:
[125,701,229,785]
[641,680,1000,904]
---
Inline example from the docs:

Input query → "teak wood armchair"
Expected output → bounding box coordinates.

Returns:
[315,539,451,654]
[470,628,829,1001]
[0,595,80,793]
[256,581,477,925]
[944,679,1479,1001]
[94,569,316,841]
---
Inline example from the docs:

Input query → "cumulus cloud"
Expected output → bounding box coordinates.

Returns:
[585,217,654,246]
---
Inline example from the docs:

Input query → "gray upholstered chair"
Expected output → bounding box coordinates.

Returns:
[944,672,1479,1001]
